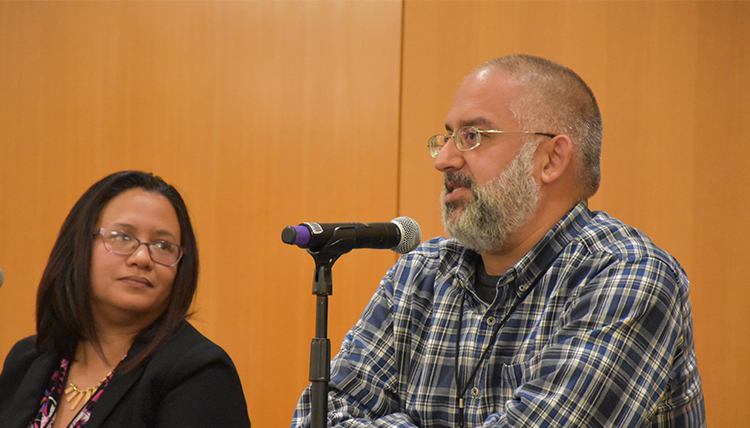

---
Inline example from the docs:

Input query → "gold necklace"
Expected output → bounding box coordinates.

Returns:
[64,370,112,411]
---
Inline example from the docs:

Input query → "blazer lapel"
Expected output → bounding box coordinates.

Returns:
[81,362,146,428]
[80,334,151,428]
[71,318,175,427]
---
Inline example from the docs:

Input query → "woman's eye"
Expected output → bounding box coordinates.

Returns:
[153,241,169,250]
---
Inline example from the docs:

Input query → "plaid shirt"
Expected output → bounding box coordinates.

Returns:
[292,203,705,427]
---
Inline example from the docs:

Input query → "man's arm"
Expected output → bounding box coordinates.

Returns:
[481,256,702,427]
[291,272,420,428]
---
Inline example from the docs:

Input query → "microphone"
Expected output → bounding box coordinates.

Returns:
[0,267,4,288]
[282,216,421,254]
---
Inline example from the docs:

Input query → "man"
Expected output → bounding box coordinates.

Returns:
[291,54,705,427]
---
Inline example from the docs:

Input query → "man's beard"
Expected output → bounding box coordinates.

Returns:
[441,141,541,254]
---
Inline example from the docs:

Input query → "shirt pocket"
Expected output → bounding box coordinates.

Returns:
[497,354,542,404]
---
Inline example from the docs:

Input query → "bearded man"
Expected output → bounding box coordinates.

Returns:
[292,54,705,428]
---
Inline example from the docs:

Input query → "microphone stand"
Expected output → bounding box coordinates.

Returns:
[308,251,337,428]
[305,229,359,428]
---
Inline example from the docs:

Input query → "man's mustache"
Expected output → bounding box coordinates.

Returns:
[443,173,475,192]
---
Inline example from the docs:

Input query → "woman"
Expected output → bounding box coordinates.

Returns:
[0,171,251,427]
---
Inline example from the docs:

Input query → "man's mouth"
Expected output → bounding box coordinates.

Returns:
[444,173,473,195]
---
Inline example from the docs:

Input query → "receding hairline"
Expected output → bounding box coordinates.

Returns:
[463,55,604,199]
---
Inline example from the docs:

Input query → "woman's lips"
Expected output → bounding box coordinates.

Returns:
[121,276,153,288]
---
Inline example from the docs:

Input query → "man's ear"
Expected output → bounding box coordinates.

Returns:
[539,135,573,184]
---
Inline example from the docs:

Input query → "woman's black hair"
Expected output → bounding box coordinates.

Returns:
[35,170,199,372]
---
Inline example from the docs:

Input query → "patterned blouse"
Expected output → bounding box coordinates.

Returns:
[29,358,113,428]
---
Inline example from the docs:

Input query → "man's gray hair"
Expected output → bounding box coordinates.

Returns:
[476,54,603,199]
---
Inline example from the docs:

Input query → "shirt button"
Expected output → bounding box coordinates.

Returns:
[486,316,496,326]
[471,387,480,396]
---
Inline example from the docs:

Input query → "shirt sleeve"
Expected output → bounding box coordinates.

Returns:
[291,267,420,428]
[482,255,688,427]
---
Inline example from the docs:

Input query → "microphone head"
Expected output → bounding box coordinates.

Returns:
[391,216,421,254]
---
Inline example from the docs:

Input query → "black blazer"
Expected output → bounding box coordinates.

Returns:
[0,321,251,427]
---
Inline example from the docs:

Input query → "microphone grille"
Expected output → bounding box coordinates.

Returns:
[391,216,422,254]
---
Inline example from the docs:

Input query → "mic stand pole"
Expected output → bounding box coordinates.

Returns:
[308,251,341,428]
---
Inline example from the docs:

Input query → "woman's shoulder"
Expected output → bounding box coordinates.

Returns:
[132,321,251,426]
[136,321,246,404]
[2,335,40,368]
[0,335,49,419]
[146,321,236,371]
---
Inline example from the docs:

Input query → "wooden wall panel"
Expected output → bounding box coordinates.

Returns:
[400,1,750,427]
[0,2,403,427]
[2,1,748,426]
[692,2,750,422]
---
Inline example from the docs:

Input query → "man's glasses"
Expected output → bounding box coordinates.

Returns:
[95,228,185,266]
[428,125,556,158]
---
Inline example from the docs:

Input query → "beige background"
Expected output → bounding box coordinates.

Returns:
[1,1,748,426]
